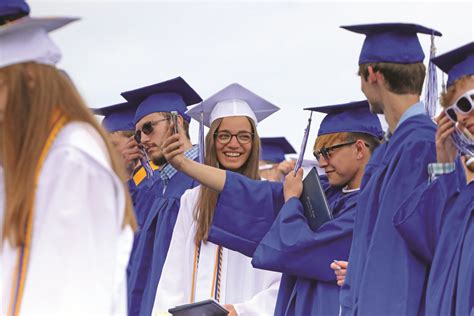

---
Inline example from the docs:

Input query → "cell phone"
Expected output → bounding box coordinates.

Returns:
[170,111,179,135]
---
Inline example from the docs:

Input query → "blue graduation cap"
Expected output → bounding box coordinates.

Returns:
[0,0,29,17]
[305,100,384,139]
[93,102,136,132]
[340,23,442,64]
[121,77,202,124]
[260,137,296,163]
[431,42,474,88]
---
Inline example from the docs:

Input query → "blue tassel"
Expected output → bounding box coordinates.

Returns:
[294,111,313,175]
[424,33,438,118]
[198,105,205,164]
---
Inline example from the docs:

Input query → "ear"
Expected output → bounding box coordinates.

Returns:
[354,140,366,159]
[367,66,378,84]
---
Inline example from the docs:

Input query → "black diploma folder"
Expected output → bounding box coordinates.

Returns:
[299,167,333,231]
[168,299,229,316]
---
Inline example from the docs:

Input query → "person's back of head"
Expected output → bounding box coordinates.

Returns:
[0,18,137,246]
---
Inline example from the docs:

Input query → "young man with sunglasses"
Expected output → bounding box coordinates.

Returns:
[120,77,202,316]
[337,23,443,316]
[160,99,383,315]
[393,42,473,315]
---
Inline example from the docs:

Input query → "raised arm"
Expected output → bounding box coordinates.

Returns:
[162,131,226,191]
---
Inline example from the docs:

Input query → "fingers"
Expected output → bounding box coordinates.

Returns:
[162,134,181,149]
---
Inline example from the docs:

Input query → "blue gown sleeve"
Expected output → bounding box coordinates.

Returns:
[208,171,284,257]
[252,196,355,282]
[393,162,465,263]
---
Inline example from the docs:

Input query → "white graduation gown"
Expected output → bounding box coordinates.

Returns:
[153,185,281,316]
[1,122,133,316]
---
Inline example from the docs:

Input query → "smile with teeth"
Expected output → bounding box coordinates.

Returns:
[224,152,242,157]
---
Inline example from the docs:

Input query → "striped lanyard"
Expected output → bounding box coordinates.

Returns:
[7,115,67,316]
[190,243,224,303]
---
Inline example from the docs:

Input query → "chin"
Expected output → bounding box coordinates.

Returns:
[220,160,245,171]
[152,153,167,167]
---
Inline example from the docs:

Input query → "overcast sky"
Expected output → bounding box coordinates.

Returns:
[29,0,473,158]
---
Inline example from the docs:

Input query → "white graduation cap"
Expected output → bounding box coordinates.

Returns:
[186,83,280,127]
[0,16,78,68]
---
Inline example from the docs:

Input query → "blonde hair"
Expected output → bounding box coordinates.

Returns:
[1,62,136,246]
[440,75,474,108]
[314,132,381,154]
[194,117,260,245]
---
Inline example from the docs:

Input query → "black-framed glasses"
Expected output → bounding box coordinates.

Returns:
[313,141,369,161]
[134,118,169,143]
[445,89,474,123]
[214,131,254,144]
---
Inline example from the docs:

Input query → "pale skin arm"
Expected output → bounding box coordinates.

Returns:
[161,125,227,192]
[435,112,457,164]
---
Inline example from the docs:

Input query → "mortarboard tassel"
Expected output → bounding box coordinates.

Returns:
[198,105,205,164]
[294,111,313,175]
[424,33,438,118]
[141,149,155,179]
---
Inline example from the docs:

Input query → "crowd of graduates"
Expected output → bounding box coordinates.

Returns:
[0,1,473,315]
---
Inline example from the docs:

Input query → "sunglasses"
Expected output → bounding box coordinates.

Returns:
[214,131,254,144]
[134,118,169,143]
[444,89,474,123]
[313,140,369,161]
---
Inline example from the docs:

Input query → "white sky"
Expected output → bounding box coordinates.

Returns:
[29,0,474,158]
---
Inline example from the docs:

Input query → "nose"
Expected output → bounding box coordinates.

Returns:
[318,155,329,168]
[226,135,241,148]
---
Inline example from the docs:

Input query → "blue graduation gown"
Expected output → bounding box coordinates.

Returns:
[340,115,437,316]
[208,171,359,315]
[394,167,473,315]
[126,169,163,312]
[128,168,199,316]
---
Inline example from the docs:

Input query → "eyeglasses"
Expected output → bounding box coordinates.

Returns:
[313,140,369,161]
[134,118,169,143]
[445,89,474,123]
[214,131,254,144]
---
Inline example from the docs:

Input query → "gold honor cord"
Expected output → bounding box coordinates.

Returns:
[7,115,67,316]
[190,244,223,303]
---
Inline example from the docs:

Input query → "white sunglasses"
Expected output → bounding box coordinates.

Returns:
[445,88,474,123]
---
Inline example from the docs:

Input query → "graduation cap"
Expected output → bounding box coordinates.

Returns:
[260,137,296,163]
[186,83,280,163]
[305,100,384,139]
[186,83,280,127]
[340,23,442,65]
[120,77,202,125]
[431,42,474,88]
[0,0,29,17]
[0,16,78,68]
[93,102,136,132]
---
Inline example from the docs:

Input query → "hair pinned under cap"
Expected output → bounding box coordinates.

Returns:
[260,137,296,163]
[431,42,474,88]
[340,23,442,65]
[0,16,78,68]
[186,83,280,127]
[305,100,384,139]
[93,102,137,132]
[121,77,202,124]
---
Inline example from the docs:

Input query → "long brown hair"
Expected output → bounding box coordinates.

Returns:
[1,62,136,247]
[194,116,260,245]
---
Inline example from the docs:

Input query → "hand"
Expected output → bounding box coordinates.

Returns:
[223,304,237,316]
[118,136,143,172]
[283,168,304,202]
[276,160,296,176]
[330,260,348,286]
[161,122,187,170]
[435,112,457,164]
